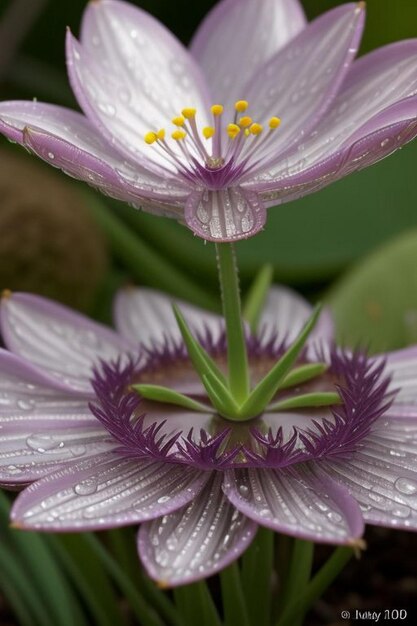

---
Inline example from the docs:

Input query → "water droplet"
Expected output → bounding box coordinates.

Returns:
[151,535,159,546]
[74,478,98,496]
[327,511,342,523]
[380,138,390,148]
[48,152,55,160]
[395,477,417,495]
[26,434,64,452]
[70,445,87,458]
[166,536,179,551]
[157,495,170,504]
[238,484,249,498]
[17,399,36,411]
[392,504,411,519]
[98,102,116,117]
[259,508,270,518]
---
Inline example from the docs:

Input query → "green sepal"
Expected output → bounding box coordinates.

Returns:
[243,264,273,334]
[278,363,329,390]
[132,384,212,413]
[268,391,341,412]
[237,305,322,419]
[172,304,227,385]
[202,373,241,418]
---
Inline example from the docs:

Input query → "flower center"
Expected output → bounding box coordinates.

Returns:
[144,101,281,189]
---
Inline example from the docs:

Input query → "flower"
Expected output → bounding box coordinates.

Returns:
[1,287,417,587]
[0,0,416,242]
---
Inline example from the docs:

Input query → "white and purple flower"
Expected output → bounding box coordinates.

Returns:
[0,0,416,241]
[1,287,417,586]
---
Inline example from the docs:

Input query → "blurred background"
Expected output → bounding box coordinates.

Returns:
[0,1,417,624]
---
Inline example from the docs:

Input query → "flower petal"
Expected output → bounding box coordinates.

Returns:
[251,40,417,196]
[138,472,257,586]
[68,0,209,171]
[0,293,132,393]
[223,463,363,543]
[382,346,417,417]
[11,455,208,530]
[324,445,417,531]
[114,286,221,347]
[259,285,334,348]
[185,187,266,242]
[242,3,365,161]
[0,101,187,215]
[190,0,306,107]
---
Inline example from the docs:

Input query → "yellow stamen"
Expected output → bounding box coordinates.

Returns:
[172,116,185,127]
[202,126,215,139]
[235,100,249,113]
[269,117,281,129]
[227,123,241,139]
[211,104,224,116]
[144,131,157,145]
[238,116,252,128]
[249,123,263,135]
[244,129,250,137]
[172,130,187,141]
[156,129,166,140]
[181,108,196,119]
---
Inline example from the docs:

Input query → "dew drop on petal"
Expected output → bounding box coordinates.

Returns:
[238,484,250,498]
[74,478,98,496]
[380,138,390,148]
[395,477,417,495]
[26,434,64,452]
[157,495,171,504]
[47,152,55,160]
[392,504,411,519]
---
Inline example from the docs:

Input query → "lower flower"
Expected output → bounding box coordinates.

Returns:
[0,287,416,586]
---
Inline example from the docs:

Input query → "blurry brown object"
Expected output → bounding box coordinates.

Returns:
[0,147,107,311]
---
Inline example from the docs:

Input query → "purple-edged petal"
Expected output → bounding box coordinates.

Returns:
[11,455,208,530]
[251,40,417,195]
[114,287,222,347]
[0,101,188,214]
[185,187,266,242]
[242,3,365,161]
[138,472,257,586]
[324,446,417,531]
[0,293,133,393]
[67,0,209,172]
[190,0,306,108]
[259,285,334,349]
[382,347,417,417]
[223,463,364,543]
[256,95,417,206]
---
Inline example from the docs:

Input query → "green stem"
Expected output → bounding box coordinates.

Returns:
[278,540,314,625]
[215,243,249,402]
[84,534,164,626]
[220,562,251,626]
[277,547,353,626]
[242,527,274,626]
[88,195,218,311]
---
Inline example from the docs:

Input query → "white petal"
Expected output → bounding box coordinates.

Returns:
[0,293,132,393]
[223,464,363,543]
[138,472,257,586]
[68,0,209,171]
[190,0,306,109]
[11,455,207,530]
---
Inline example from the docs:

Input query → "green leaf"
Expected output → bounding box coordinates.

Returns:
[220,563,251,626]
[238,305,322,419]
[278,363,328,390]
[202,372,240,418]
[132,384,212,412]
[268,391,341,411]
[328,229,417,352]
[243,264,273,334]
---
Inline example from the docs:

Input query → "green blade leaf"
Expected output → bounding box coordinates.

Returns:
[173,304,227,385]
[132,384,212,413]
[202,372,240,418]
[268,392,341,411]
[243,264,273,334]
[238,305,322,419]
[278,363,328,390]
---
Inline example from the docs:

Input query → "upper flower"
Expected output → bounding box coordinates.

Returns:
[1,286,417,587]
[0,0,417,242]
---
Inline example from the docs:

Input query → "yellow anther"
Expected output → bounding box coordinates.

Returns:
[211,104,224,116]
[249,123,263,135]
[156,129,166,140]
[238,116,252,128]
[181,108,196,119]
[202,126,215,139]
[269,117,281,129]
[244,129,250,137]
[172,129,187,141]
[227,123,241,139]
[172,116,185,127]
[235,100,249,113]
[144,131,157,145]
